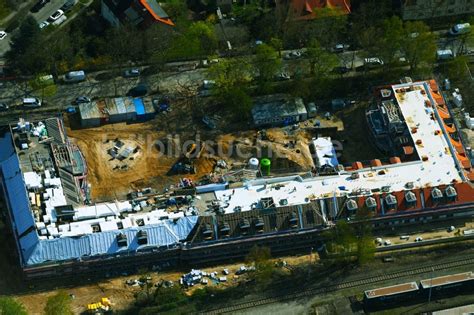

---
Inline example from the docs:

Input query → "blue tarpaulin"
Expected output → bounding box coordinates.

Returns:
[133,98,146,116]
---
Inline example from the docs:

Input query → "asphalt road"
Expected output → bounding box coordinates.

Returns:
[0,35,471,120]
[0,0,68,57]
[31,0,66,26]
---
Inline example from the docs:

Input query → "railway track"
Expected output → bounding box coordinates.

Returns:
[205,255,474,314]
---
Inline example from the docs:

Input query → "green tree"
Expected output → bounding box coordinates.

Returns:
[270,37,283,58]
[6,16,48,74]
[306,39,339,76]
[376,16,405,67]
[401,21,436,72]
[0,296,28,315]
[209,58,253,117]
[354,208,375,265]
[246,246,274,287]
[44,291,73,315]
[167,22,217,59]
[254,44,281,92]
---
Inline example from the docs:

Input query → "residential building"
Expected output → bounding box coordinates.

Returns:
[401,0,474,20]
[101,0,174,28]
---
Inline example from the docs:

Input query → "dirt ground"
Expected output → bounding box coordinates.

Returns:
[14,254,317,315]
[65,115,340,201]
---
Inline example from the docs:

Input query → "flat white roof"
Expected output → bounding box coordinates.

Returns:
[312,137,338,168]
[214,81,463,214]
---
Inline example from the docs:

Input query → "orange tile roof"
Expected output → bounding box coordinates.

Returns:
[139,0,174,26]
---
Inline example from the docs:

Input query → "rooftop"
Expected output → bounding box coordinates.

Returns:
[365,282,419,299]
[420,272,474,289]
[214,81,470,214]
[251,94,307,123]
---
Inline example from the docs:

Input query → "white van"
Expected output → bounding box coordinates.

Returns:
[23,97,42,107]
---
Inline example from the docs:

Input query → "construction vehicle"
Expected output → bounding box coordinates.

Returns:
[87,297,111,314]
[169,140,204,175]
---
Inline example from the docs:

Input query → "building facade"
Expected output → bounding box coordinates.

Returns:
[401,0,474,20]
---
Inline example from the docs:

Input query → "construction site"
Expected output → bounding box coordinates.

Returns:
[65,110,344,202]
[1,78,474,284]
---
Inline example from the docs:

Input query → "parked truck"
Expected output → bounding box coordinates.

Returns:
[64,70,86,83]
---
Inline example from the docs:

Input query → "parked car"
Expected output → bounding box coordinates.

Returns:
[23,97,42,108]
[415,236,423,242]
[39,21,50,29]
[127,84,148,97]
[0,31,7,40]
[364,57,384,68]
[0,103,9,111]
[75,96,91,104]
[333,43,345,53]
[202,116,216,129]
[384,240,392,246]
[448,226,455,232]
[274,72,291,81]
[31,0,50,13]
[284,51,302,60]
[49,9,64,22]
[333,66,351,74]
[449,23,471,36]
[437,49,455,61]
[64,70,86,83]
[65,106,76,113]
[382,256,395,263]
[400,235,410,240]
[202,80,216,90]
[123,68,140,78]
[60,0,76,12]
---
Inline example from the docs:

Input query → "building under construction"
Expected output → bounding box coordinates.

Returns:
[1,80,474,280]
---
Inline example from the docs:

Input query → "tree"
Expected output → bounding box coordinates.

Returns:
[167,22,217,59]
[306,39,339,76]
[246,246,274,287]
[209,59,253,117]
[44,291,73,315]
[376,16,405,67]
[254,43,281,92]
[401,21,436,72]
[0,296,27,315]
[270,37,283,58]
[6,16,48,74]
